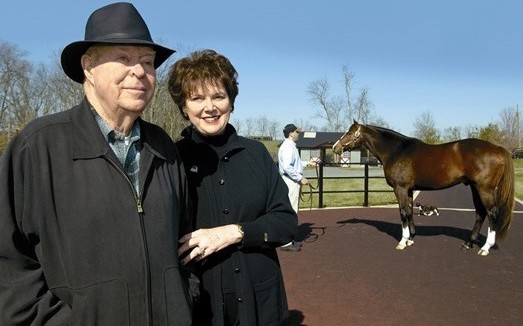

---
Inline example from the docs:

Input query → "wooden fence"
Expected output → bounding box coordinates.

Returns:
[306,162,393,208]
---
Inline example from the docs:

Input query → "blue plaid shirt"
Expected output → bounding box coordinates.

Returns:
[93,111,141,196]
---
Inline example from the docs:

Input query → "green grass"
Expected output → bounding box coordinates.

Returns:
[259,140,280,160]
[513,159,523,200]
[299,168,396,209]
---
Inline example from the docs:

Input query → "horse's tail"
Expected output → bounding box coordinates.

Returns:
[495,151,515,241]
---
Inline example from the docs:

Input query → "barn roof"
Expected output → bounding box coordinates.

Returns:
[295,131,344,149]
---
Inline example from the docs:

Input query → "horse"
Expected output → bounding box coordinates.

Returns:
[332,121,515,256]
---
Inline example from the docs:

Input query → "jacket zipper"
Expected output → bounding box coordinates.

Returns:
[106,157,152,325]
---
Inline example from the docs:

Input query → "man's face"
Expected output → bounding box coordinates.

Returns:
[290,129,300,142]
[84,45,157,116]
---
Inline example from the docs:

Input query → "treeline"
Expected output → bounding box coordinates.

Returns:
[0,41,188,155]
[1,41,521,155]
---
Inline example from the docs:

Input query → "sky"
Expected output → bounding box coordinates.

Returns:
[1,0,522,136]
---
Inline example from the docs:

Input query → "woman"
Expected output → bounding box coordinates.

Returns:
[169,49,297,325]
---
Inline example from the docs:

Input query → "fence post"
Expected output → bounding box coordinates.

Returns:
[318,162,324,208]
[363,162,369,207]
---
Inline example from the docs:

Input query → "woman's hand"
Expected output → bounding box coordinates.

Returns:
[178,224,244,265]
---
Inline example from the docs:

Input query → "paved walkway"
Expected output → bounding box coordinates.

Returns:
[279,186,523,325]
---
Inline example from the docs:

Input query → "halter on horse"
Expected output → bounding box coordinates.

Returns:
[333,121,515,256]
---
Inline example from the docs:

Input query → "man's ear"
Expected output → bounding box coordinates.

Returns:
[81,54,94,83]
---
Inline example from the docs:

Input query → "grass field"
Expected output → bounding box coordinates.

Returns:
[299,159,523,209]
[513,159,523,201]
[299,170,396,209]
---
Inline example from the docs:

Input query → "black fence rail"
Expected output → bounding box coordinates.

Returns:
[306,162,393,208]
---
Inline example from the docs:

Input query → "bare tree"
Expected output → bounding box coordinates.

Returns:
[442,126,462,142]
[308,66,377,132]
[478,123,503,146]
[231,116,242,135]
[367,117,389,129]
[464,125,481,138]
[295,119,318,133]
[143,58,172,122]
[233,116,279,139]
[308,79,344,131]
[0,42,30,137]
[413,111,440,144]
[255,115,270,137]
[143,67,189,140]
[46,59,84,112]
[0,42,64,139]
[342,66,355,123]
[245,118,256,137]
[498,106,520,151]
[267,120,279,140]
[353,87,369,123]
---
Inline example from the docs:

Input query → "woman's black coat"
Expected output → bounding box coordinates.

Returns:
[176,125,298,326]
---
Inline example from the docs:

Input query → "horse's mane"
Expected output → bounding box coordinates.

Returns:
[365,124,412,141]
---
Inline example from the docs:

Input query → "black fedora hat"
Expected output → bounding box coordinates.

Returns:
[61,2,175,83]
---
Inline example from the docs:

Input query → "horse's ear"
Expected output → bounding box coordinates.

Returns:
[353,119,358,125]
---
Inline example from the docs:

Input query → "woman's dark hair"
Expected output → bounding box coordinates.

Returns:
[168,49,239,120]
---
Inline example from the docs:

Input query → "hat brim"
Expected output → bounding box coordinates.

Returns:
[61,40,175,83]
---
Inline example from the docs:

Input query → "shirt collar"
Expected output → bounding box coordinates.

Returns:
[92,109,141,144]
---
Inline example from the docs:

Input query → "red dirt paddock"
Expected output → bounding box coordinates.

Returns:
[279,186,523,326]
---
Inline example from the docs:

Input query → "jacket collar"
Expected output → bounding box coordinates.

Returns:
[71,98,112,160]
[181,124,245,158]
[182,124,240,146]
[71,97,166,161]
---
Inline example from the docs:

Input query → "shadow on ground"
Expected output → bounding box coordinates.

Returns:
[337,217,488,247]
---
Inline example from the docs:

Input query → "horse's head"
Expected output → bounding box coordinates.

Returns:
[332,121,363,154]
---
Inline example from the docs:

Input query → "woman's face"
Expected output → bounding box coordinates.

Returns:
[184,82,231,137]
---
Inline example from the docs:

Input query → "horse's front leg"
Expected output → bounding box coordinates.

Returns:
[462,212,486,251]
[395,188,415,250]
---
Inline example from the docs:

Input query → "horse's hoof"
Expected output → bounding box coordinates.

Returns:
[461,243,472,251]
[406,240,414,247]
[477,249,489,256]
[395,244,406,250]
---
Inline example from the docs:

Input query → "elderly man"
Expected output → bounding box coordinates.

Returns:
[0,3,192,325]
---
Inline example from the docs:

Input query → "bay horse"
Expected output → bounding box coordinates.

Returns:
[333,121,515,256]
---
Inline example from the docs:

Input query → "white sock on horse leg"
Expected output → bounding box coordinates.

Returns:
[402,225,410,240]
[479,227,496,256]
[396,225,412,249]
[481,227,496,250]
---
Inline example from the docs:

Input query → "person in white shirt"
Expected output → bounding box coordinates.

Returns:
[278,124,309,251]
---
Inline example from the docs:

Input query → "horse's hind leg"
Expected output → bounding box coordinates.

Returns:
[477,188,499,256]
[478,226,496,256]
[462,185,487,251]
[395,188,415,250]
